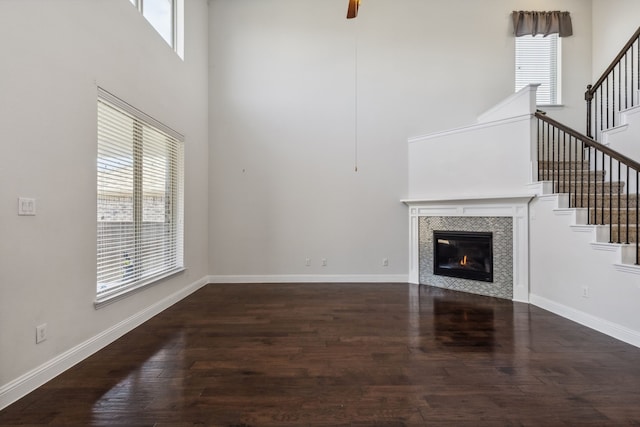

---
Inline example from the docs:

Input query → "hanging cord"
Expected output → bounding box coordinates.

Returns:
[353,18,359,172]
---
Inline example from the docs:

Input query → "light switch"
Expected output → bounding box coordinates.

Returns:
[18,197,36,216]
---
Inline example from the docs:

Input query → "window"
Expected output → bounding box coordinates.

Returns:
[97,88,184,304]
[515,34,561,105]
[129,0,183,55]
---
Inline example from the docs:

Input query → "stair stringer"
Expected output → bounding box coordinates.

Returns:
[528,191,640,348]
[534,187,639,268]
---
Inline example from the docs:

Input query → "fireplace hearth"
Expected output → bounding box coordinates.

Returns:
[433,230,493,282]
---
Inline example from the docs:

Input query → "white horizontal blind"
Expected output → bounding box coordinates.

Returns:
[515,34,559,105]
[97,90,184,300]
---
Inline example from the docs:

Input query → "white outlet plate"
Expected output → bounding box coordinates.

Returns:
[36,323,47,344]
[18,197,36,216]
[321,258,327,267]
[382,258,389,267]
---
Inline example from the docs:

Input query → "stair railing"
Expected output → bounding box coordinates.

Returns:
[585,27,640,141]
[536,111,640,264]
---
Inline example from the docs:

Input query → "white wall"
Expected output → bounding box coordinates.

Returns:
[0,0,209,403]
[208,0,410,279]
[207,0,592,280]
[407,86,537,200]
[529,196,640,347]
[592,0,640,81]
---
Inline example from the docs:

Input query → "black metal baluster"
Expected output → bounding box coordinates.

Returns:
[633,45,636,107]
[587,144,591,223]
[564,132,568,196]
[574,138,584,208]
[606,78,610,130]
[599,88,604,139]
[616,63,620,124]
[596,91,599,140]
[602,153,613,243]
[560,132,564,193]
[580,141,595,224]
[587,85,593,139]
[553,128,557,192]
[542,121,546,181]
[625,55,629,110]
[594,152,611,227]
[569,136,582,207]
[547,123,555,184]
[616,158,619,243]
[637,38,640,100]
[626,165,630,244]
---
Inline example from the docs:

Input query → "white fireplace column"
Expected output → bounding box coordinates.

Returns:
[402,196,533,303]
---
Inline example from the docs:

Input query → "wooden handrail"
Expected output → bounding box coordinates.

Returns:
[535,111,640,171]
[586,27,640,139]
[586,26,640,100]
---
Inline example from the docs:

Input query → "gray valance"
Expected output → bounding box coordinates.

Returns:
[512,11,573,37]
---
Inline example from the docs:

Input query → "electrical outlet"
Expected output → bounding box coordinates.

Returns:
[305,258,311,267]
[36,323,47,344]
[582,286,590,298]
[382,258,389,267]
[18,197,36,216]
[321,258,327,267]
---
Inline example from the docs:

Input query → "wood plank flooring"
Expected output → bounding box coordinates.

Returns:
[2,283,640,426]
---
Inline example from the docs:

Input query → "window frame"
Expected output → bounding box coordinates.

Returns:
[515,33,563,106]
[96,87,185,308]
[129,0,184,58]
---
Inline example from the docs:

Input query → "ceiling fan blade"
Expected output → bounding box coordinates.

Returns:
[346,0,360,19]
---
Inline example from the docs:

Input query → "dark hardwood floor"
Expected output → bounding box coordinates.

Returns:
[2,283,640,426]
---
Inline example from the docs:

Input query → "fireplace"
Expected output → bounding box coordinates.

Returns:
[405,197,530,301]
[433,231,493,282]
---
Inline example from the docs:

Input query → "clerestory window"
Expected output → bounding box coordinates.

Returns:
[96,88,184,305]
[129,0,183,56]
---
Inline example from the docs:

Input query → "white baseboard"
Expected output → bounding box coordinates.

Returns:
[0,276,209,411]
[206,274,409,284]
[530,293,640,349]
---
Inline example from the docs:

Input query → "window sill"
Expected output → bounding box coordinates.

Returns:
[94,267,186,309]
[537,104,565,108]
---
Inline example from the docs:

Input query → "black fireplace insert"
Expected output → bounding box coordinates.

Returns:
[433,231,493,282]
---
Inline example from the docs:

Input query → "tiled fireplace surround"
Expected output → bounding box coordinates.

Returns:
[404,197,532,302]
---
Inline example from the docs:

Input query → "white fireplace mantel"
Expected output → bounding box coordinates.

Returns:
[402,194,534,303]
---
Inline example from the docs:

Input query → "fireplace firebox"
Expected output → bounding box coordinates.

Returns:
[433,231,493,282]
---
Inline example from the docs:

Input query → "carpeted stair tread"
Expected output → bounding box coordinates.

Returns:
[539,170,605,181]
[608,224,640,243]
[538,160,591,170]
[554,180,625,193]
[571,193,639,209]
[590,208,639,224]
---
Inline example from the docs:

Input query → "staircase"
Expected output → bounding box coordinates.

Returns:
[535,112,640,268]
[520,27,640,348]
[545,160,638,232]
[541,26,640,267]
